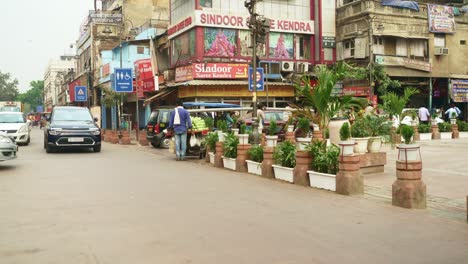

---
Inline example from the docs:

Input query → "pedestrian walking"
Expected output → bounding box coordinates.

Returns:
[168,100,192,161]
[418,105,431,124]
[444,103,459,121]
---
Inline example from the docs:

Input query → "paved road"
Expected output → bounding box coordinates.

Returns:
[0,128,467,264]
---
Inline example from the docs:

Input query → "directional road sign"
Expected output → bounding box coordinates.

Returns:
[248,67,264,92]
[74,86,88,102]
[114,68,133,92]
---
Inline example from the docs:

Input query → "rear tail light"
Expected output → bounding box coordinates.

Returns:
[147,125,153,132]
[154,124,160,134]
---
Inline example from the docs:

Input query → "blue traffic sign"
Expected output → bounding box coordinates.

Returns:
[114,68,133,92]
[248,67,264,92]
[36,105,43,113]
[74,86,87,102]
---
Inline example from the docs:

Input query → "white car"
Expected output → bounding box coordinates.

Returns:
[0,112,31,145]
[0,132,17,161]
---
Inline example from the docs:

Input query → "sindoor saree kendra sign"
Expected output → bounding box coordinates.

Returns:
[176,63,249,82]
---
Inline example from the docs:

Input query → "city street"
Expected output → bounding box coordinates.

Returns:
[0,127,467,264]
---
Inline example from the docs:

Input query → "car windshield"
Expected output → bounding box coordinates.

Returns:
[0,113,26,123]
[52,108,93,122]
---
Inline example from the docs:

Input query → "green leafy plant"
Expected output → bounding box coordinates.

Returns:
[217,119,228,133]
[451,112,457,119]
[204,118,214,131]
[458,121,468,132]
[247,144,264,163]
[306,140,340,174]
[273,141,296,168]
[204,132,218,153]
[438,122,451,132]
[339,122,351,141]
[239,122,247,134]
[350,116,372,138]
[380,87,419,120]
[296,117,310,137]
[400,125,414,144]
[418,123,431,133]
[223,132,239,158]
[268,120,278,136]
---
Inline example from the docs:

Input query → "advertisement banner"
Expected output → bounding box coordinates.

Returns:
[204,28,237,57]
[375,55,431,72]
[175,65,194,82]
[269,33,293,59]
[428,4,456,33]
[135,59,155,92]
[451,79,468,103]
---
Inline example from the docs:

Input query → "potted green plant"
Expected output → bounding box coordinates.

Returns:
[338,122,354,156]
[366,115,391,153]
[417,123,431,141]
[450,112,457,125]
[295,117,311,150]
[236,122,249,145]
[431,112,438,126]
[265,120,279,147]
[458,121,468,138]
[246,144,264,175]
[203,117,214,131]
[438,122,452,139]
[272,141,296,183]
[216,120,228,142]
[204,132,218,164]
[222,132,239,170]
[306,140,339,191]
[350,116,372,154]
[397,125,419,161]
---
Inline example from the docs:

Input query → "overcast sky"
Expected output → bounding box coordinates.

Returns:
[0,0,95,92]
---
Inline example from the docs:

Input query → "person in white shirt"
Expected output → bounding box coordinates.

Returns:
[418,105,431,124]
[445,103,459,120]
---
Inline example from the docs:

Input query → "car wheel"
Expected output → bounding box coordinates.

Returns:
[25,137,30,145]
[160,138,170,149]
[45,144,55,153]
[93,145,101,153]
[150,142,158,148]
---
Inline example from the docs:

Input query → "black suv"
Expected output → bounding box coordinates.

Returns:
[44,106,101,153]
[146,108,173,148]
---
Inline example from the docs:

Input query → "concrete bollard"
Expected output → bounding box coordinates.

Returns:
[110,130,119,144]
[312,130,323,141]
[336,155,363,195]
[452,124,459,139]
[293,151,312,186]
[261,146,275,179]
[139,130,149,146]
[412,125,420,141]
[101,129,106,141]
[120,130,131,145]
[431,124,440,140]
[214,142,224,168]
[260,133,266,146]
[236,144,251,173]
[205,146,212,163]
[285,131,295,143]
[392,161,426,209]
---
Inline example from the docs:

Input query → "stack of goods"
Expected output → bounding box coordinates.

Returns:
[191,116,208,132]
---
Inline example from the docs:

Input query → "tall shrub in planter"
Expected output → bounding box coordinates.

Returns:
[272,141,297,182]
[222,133,239,170]
[306,140,340,191]
[397,125,420,161]
[266,120,279,147]
[205,132,218,153]
[246,144,264,175]
[351,116,372,154]
[339,122,354,156]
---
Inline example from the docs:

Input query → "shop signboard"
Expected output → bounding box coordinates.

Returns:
[451,79,468,102]
[343,86,370,97]
[135,59,155,92]
[428,4,456,34]
[175,65,194,82]
[322,36,336,48]
[176,63,249,82]
[375,55,431,72]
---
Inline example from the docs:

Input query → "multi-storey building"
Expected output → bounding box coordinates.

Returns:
[161,0,336,108]
[336,0,468,118]
[43,55,75,111]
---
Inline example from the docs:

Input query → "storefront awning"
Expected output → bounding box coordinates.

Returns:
[144,87,177,103]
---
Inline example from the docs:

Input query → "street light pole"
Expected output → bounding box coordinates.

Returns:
[367,17,375,102]
[246,0,259,144]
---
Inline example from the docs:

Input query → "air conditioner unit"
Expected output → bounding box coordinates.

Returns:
[281,61,295,72]
[259,61,282,79]
[296,62,311,73]
[434,47,449,55]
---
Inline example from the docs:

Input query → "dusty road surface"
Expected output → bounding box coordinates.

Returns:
[1,128,467,264]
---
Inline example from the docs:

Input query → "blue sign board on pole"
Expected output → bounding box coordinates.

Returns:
[74,86,88,102]
[36,105,43,113]
[248,67,264,92]
[114,68,133,92]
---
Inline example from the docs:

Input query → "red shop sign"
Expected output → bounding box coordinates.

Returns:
[135,59,155,92]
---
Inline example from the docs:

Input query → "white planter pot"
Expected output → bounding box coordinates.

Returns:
[287,125,294,133]
[367,137,382,153]
[352,137,369,154]
[296,137,311,151]
[217,131,225,142]
[246,160,262,176]
[265,135,278,147]
[328,119,349,145]
[237,134,249,145]
[231,128,239,135]
[307,170,336,191]
[338,140,355,156]
[440,132,452,140]
[450,118,457,125]
[419,133,432,141]
[459,131,468,139]
[397,144,420,161]
[222,156,236,170]
[208,152,215,164]
[431,120,438,126]
[272,165,294,183]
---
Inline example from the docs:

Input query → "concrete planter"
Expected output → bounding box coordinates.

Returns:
[265,135,278,147]
[419,133,432,141]
[217,131,225,142]
[367,137,382,153]
[295,137,311,151]
[338,140,355,156]
[246,160,262,176]
[237,134,249,145]
[222,156,237,170]
[231,129,239,135]
[287,125,294,132]
[397,144,420,161]
[353,137,369,154]
[308,170,336,191]
[440,132,452,140]
[459,131,468,138]
[272,165,294,183]
[450,118,457,125]
[209,152,215,164]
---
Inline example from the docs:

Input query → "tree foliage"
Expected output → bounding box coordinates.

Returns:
[16,80,44,111]
[380,87,419,120]
[371,64,402,95]
[0,70,19,101]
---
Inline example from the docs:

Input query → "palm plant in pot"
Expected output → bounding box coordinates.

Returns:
[237,122,249,145]
[338,122,354,156]
[204,132,218,164]
[398,125,420,161]
[246,144,264,175]
[272,141,296,183]
[366,115,391,153]
[222,132,239,170]
[265,120,278,147]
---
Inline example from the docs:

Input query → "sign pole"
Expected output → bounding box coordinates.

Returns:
[251,2,259,145]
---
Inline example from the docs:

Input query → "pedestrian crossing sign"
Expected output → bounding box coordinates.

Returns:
[74,86,87,102]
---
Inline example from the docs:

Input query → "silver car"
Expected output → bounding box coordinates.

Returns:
[0,132,17,161]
